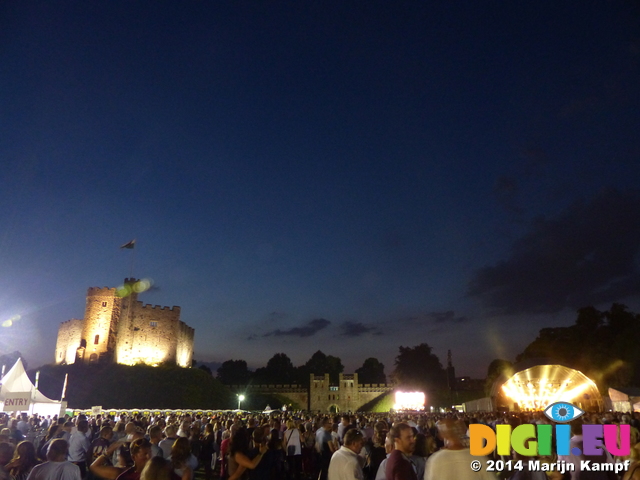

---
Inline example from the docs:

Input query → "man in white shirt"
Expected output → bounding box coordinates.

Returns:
[27,439,81,480]
[328,429,365,480]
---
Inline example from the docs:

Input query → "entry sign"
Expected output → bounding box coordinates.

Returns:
[92,406,103,416]
[3,392,31,412]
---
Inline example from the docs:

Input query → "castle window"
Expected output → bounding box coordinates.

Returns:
[328,395,331,400]
[150,321,158,327]
[330,386,338,391]
[94,335,99,344]
[102,302,107,307]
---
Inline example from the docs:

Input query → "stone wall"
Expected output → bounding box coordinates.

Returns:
[55,319,83,364]
[116,302,183,366]
[232,374,393,413]
[176,321,195,368]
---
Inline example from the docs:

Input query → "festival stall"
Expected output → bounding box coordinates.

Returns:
[0,358,66,416]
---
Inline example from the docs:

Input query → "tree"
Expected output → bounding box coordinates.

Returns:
[253,353,296,384]
[392,344,446,404]
[516,304,640,389]
[216,360,251,385]
[304,351,344,384]
[484,359,513,395]
[198,364,212,375]
[356,357,386,384]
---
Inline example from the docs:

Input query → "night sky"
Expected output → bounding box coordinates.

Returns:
[1,1,639,378]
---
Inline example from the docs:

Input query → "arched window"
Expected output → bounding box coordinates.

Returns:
[94,335,99,344]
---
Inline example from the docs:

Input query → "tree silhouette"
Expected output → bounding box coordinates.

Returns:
[254,353,296,384]
[304,350,344,384]
[392,344,446,404]
[216,359,251,385]
[356,357,386,384]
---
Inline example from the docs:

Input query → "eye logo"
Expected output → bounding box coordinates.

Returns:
[543,402,585,423]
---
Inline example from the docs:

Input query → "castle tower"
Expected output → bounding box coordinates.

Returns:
[78,286,121,364]
[114,278,139,365]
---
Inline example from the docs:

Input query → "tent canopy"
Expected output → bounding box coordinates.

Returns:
[0,358,60,406]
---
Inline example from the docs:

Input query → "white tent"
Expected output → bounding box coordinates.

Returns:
[0,358,66,416]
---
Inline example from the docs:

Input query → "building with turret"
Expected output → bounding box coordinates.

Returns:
[230,373,393,412]
[55,279,194,367]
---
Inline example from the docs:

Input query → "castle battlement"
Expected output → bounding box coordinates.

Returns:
[140,303,181,312]
[56,279,193,368]
[86,287,117,296]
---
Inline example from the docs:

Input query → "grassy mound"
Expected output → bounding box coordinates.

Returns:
[30,363,234,410]
[357,391,394,412]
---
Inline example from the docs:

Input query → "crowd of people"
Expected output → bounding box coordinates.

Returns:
[0,409,639,480]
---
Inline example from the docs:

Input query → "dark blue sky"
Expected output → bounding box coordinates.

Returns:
[1,1,639,378]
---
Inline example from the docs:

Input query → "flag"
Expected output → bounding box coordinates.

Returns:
[120,239,136,249]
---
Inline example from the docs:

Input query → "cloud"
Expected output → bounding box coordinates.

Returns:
[468,189,640,315]
[426,311,469,324]
[263,318,331,338]
[339,321,382,337]
[493,176,522,214]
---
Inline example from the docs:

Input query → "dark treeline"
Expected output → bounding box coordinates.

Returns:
[211,351,387,387]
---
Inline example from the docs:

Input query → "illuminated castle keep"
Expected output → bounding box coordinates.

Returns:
[55,278,194,368]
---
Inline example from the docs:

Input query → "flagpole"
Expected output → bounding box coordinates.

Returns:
[60,373,68,401]
[130,247,135,279]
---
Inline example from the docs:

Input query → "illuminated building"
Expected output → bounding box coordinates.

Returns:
[55,278,194,367]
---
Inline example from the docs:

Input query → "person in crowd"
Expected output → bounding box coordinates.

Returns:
[159,426,178,460]
[115,438,152,480]
[26,439,80,480]
[327,428,365,480]
[0,442,15,471]
[557,420,617,480]
[424,418,496,480]
[367,422,388,480]
[228,427,266,480]
[316,418,336,480]
[200,423,215,480]
[68,420,91,478]
[385,423,416,480]
[373,434,394,480]
[147,426,163,459]
[282,419,302,480]
[409,433,428,480]
[219,431,231,480]
[6,440,40,480]
[299,424,315,478]
[170,437,198,480]
[90,440,131,480]
[139,456,175,480]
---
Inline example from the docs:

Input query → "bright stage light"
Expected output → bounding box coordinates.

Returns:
[500,365,599,410]
[394,391,425,411]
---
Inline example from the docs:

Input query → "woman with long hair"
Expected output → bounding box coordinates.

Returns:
[140,456,172,480]
[228,427,267,480]
[170,437,198,480]
[6,441,40,480]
